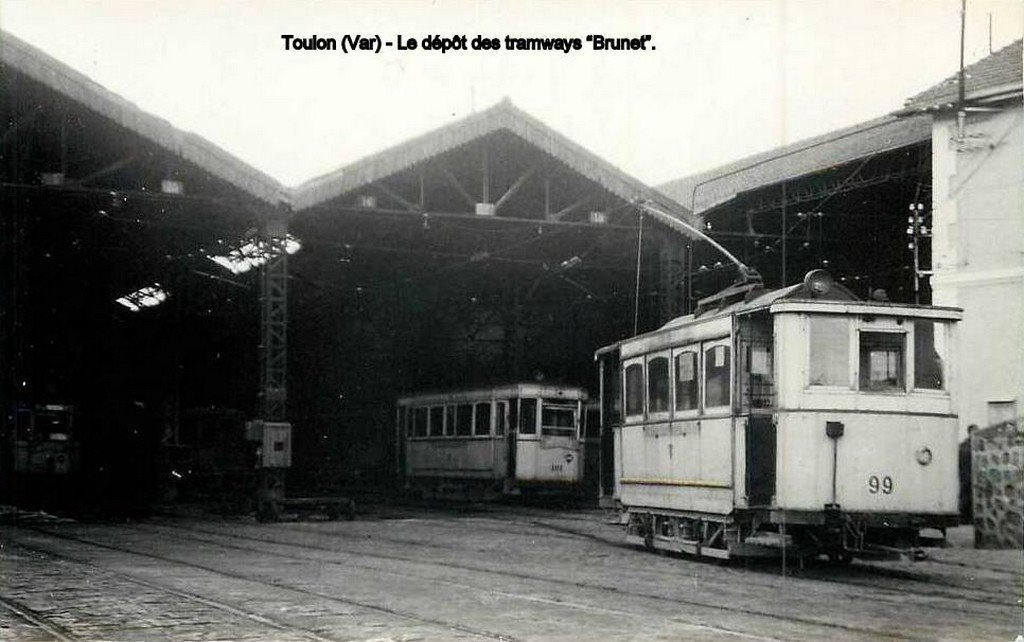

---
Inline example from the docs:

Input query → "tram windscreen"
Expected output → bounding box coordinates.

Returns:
[859,332,905,392]
[541,401,576,437]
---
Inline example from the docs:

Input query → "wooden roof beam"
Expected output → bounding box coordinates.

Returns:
[439,165,477,209]
[494,168,535,213]
[548,194,592,222]
[67,152,139,186]
[374,180,420,212]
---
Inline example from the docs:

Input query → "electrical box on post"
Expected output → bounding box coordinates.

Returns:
[245,420,292,468]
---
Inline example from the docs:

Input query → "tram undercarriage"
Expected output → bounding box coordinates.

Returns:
[625,508,957,562]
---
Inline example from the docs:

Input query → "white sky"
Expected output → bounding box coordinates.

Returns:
[2,1,1021,188]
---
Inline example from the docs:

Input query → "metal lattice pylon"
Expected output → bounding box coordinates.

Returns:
[259,217,288,421]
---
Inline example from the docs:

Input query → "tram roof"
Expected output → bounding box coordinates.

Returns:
[596,279,962,358]
[397,382,589,405]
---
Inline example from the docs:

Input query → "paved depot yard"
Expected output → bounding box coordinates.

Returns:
[0,504,1021,641]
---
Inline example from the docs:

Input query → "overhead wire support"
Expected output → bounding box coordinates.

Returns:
[635,200,761,286]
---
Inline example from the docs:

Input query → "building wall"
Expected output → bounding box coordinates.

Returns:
[930,103,1024,436]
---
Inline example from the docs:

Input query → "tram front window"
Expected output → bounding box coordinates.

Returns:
[859,332,905,392]
[809,317,849,387]
[541,400,576,437]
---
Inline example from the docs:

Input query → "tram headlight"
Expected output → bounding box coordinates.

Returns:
[803,269,834,297]
[915,447,933,466]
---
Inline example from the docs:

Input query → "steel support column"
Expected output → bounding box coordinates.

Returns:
[259,215,288,422]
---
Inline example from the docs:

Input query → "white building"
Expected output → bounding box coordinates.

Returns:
[897,40,1023,432]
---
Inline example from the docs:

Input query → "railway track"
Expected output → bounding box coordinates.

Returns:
[11,523,787,642]
[39,519,1006,641]
[271,511,1017,609]
[5,529,512,642]
[5,513,1017,641]
[0,594,78,642]
[182,520,1015,610]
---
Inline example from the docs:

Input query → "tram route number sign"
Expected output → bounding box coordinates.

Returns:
[867,475,894,495]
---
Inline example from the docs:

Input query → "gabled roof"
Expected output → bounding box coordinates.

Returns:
[658,114,931,215]
[1,31,287,206]
[900,39,1023,113]
[292,98,690,221]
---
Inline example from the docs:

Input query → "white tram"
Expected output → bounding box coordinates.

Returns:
[595,270,962,560]
[396,383,588,497]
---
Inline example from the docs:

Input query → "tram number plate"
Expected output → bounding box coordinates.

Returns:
[550,464,564,473]
[867,475,894,495]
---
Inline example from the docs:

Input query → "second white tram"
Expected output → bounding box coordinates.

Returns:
[396,383,589,496]
[596,271,962,560]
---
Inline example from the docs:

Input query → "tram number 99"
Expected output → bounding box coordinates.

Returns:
[868,475,894,495]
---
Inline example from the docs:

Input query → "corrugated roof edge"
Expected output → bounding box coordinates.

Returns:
[291,98,692,224]
[657,114,931,214]
[1,31,288,206]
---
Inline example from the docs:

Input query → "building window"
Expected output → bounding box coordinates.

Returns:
[674,350,698,411]
[474,403,492,436]
[429,406,444,436]
[809,317,849,387]
[704,344,731,408]
[624,363,644,417]
[859,332,905,392]
[647,356,669,413]
[519,398,537,434]
[913,320,945,390]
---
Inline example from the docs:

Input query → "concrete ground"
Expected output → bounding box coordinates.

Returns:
[0,503,1020,641]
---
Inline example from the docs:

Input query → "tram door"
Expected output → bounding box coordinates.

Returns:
[506,399,518,479]
[599,352,621,501]
[745,416,776,506]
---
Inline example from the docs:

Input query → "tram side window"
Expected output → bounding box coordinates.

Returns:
[429,406,444,436]
[809,317,849,386]
[647,356,670,413]
[519,398,537,434]
[624,363,644,417]
[914,320,945,390]
[445,406,456,436]
[859,332,905,392]
[704,345,731,408]
[495,401,507,436]
[474,403,492,436]
[456,404,473,436]
[413,407,428,437]
[674,351,698,411]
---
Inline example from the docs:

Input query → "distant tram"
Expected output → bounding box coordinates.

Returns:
[396,383,589,497]
[596,270,962,560]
